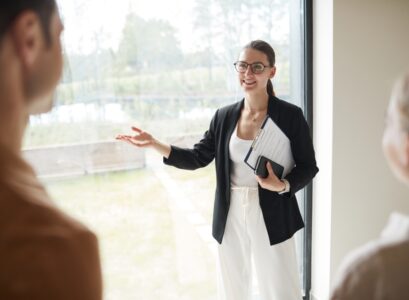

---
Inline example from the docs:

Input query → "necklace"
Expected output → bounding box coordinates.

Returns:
[248,110,267,123]
[243,101,267,123]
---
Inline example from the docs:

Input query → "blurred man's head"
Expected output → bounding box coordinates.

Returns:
[0,0,63,115]
[383,72,409,185]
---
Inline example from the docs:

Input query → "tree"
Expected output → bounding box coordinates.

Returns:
[116,14,183,74]
[193,0,216,82]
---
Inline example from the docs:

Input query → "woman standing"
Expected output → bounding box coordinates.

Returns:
[117,40,318,300]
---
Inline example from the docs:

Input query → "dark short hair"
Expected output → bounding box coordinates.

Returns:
[0,0,56,45]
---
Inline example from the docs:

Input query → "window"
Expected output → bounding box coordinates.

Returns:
[23,0,313,298]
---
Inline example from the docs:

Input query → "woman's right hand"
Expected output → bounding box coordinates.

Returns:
[116,126,172,158]
[116,127,155,148]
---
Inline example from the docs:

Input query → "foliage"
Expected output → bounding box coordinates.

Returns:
[27,0,293,147]
[116,14,183,73]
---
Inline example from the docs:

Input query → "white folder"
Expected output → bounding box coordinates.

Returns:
[244,116,295,177]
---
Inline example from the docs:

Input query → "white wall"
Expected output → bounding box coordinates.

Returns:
[312,1,409,299]
[311,0,333,298]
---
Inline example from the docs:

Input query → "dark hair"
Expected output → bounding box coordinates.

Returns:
[243,40,276,97]
[0,0,56,45]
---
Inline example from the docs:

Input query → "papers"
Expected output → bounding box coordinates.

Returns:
[244,116,295,177]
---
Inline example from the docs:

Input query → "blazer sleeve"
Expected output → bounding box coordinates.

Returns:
[163,109,218,170]
[283,107,319,198]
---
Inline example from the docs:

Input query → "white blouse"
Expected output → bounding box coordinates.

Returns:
[228,124,258,187]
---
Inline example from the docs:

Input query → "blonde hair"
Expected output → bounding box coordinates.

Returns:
[391,72,409,129]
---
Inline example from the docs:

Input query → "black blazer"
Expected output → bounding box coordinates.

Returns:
[164,96,318,245]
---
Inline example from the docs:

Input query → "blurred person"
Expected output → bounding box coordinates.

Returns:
[330,72,409,299]
[117,40,318,300]
[0,1,102,299]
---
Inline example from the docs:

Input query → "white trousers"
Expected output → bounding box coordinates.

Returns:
[217,187,302,300]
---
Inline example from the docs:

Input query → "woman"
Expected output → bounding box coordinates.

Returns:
[117,40,318,300]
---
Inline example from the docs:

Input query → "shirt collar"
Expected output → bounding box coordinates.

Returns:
[381,212,409,241]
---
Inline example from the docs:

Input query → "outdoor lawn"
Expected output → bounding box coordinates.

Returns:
[45,164,217,300]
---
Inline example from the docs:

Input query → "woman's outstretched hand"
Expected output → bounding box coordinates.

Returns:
[116,127,154,148]
[256,162,286,192]
[116,126,172,158]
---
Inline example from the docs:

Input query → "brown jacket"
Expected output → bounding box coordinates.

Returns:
[0,146,102,300]
[331,213,409,300]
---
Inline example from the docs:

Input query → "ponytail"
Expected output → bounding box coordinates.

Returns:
[267,79,275,97]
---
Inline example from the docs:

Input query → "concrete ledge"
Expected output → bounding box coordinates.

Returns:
[23,141,145,179]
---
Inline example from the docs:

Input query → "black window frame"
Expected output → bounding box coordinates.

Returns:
[301,0,314,299]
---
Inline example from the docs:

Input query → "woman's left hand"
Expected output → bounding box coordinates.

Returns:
[256,162,286,192]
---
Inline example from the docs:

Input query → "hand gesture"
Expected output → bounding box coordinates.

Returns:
[116,126,171,158]
[116,127,155,148]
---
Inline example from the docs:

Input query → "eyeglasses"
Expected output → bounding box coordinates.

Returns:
[233,61,271,74]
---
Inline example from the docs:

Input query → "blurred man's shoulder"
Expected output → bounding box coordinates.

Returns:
[331,237,409,299]
[0,180,101,299]
[377,238,409,286]
[0,182,95,239]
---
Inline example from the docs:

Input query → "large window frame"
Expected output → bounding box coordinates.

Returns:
[301,0,314,299]
[24,0,315,298]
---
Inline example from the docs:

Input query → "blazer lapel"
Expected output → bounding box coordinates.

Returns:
[267,96,279,123]
[224,99,244,152]
[223,100,243,201]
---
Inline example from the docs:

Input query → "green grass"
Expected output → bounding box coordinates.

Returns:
[165,164,216,223]
[45,168,217,300]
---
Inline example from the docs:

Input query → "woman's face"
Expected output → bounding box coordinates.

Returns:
[382,100,409,185]
[237,48,276,94]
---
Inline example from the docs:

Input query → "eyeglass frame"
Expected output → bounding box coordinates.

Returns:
[233,61,273,74]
